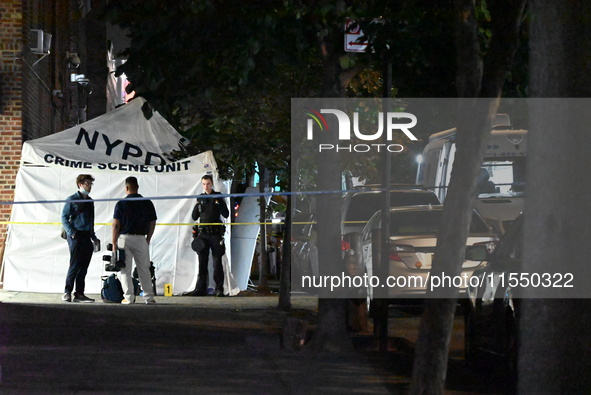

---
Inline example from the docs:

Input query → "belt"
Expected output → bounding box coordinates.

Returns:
[124,233,146,236]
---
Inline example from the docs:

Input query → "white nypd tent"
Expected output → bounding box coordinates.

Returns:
[2,97,240,296]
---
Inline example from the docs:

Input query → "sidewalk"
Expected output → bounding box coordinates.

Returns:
[0,290,396,394]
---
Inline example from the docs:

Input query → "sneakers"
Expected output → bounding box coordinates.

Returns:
[73,293,95,303]
[121,299,153,305]
[215,290,225,297]
[121,299,156,304]
[61,293,71,302]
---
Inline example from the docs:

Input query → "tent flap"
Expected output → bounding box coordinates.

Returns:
[22,97,184,167]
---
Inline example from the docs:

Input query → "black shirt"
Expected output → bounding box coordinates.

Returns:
[192,191,229,224]
[114,193,157,235]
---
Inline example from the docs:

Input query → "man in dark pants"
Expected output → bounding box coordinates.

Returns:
[184,174,229,297]
[61,174,99,303]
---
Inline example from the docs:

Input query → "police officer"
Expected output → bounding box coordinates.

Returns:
[184,174,229,296]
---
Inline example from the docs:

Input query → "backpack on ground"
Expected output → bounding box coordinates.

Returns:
[100,274,140,303]
[101,273,123,303]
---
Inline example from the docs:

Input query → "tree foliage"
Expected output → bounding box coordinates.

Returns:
[103,0,327,181]
[102,1,491,184]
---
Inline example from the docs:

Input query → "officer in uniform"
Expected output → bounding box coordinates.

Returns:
[184,174,229,296]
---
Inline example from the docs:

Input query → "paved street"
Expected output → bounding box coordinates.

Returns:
[0,291,394,394]
[0,290,512,394]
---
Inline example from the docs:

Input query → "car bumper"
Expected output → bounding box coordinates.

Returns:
[370,260,486,298]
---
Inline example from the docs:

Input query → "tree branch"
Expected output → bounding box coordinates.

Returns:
[481,0,527,97]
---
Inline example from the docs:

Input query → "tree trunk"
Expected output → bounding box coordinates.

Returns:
[410,1,526,393]
[278,175,292,311]
[411,102,498,394]
[520,1,591,392]
[306,31,352,353]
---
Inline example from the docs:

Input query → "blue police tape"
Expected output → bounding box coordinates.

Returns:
[0,183,525,206]
[0,189,349,206]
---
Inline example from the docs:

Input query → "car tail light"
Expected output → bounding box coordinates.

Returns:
[341,239,351,251]
[389,244,414,261]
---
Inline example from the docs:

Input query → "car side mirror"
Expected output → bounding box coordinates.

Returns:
[465,245,489,261]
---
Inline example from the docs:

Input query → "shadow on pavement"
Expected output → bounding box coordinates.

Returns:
[0,294,390,394]
[0,292,516,394]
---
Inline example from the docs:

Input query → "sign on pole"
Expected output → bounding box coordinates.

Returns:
[344,19,368,53]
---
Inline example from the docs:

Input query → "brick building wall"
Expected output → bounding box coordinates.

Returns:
[0,1,24,249]
[22,1,54,142]
[0,0,109,276]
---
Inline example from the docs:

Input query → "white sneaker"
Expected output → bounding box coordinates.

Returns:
[121,299,132,305]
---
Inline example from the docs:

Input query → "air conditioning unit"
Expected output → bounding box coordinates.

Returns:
[30,29,52,55]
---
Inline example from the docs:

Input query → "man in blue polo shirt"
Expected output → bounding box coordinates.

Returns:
[111,176,157,304]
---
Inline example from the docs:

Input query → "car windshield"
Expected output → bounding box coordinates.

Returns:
[345,191,439,223]
[477,157,526,197]
[390,210,490,236]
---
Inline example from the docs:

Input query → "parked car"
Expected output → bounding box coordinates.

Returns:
[361,205,498,301]
[341,188,441,236]
[291,188,441,291]
[464,214,523,379]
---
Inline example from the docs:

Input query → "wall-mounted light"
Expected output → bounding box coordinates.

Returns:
[66,52,80,68]
[70,73,90,85]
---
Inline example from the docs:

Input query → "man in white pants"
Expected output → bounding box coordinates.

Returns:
[111,176,157,304]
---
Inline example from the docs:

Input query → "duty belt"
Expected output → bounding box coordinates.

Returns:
[198,225,225,235]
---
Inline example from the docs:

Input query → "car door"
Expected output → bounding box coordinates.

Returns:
[471,216,523,356]
[360,210,382,279]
